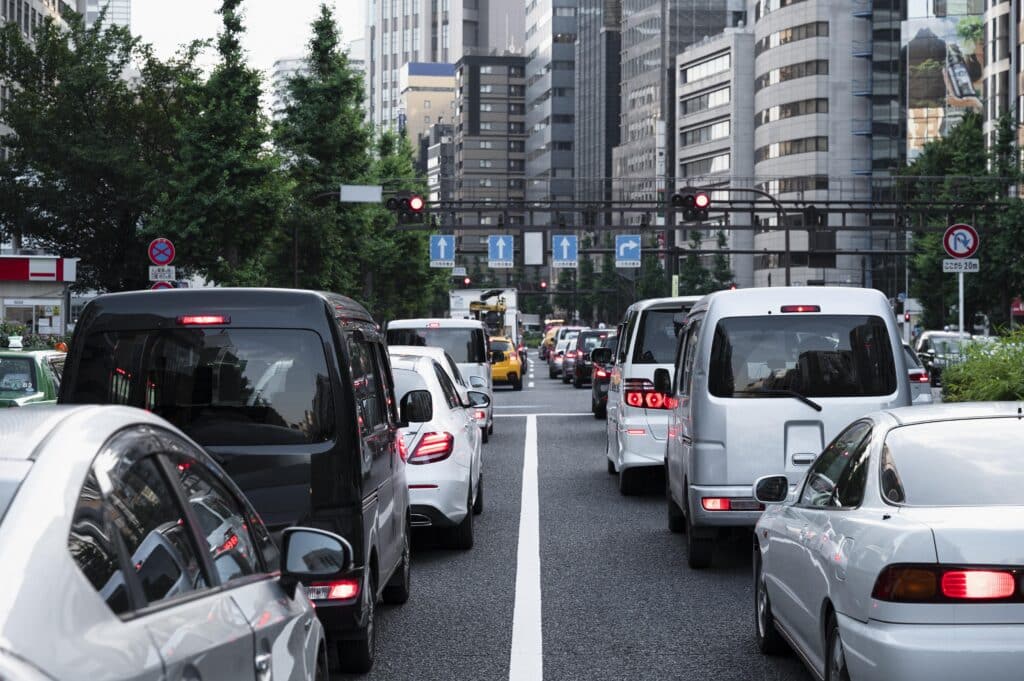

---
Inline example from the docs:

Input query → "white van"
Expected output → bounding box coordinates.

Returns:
[604,296,702,494]
[386,318,494,440]
[662,287,911,568]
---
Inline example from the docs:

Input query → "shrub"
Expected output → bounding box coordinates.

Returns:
[942,331,1024,402]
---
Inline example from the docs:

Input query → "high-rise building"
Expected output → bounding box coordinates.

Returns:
[76,0,129,28]
[525,0,578,209]
[982,0,1016,148]
[575,0,621,205]
[399,62,456,151]
[365,0,524,131]
[425,122,455,205]
[269,56,309,120]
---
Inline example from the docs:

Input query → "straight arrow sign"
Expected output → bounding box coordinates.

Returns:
[438,238,448,259]
[497,238,506,260]
[560,237,571,260]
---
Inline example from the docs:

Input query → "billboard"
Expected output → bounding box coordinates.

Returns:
[903,1,984,160]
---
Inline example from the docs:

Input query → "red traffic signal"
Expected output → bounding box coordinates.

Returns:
[670,188,710,222]
[407,195,425,212]
[540,280,548,289]
[463,277,471,287]
[904,312,911,322]
[386,192,426,224]
[694,192,710,209]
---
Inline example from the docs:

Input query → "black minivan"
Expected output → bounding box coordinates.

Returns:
[59,288,410,673]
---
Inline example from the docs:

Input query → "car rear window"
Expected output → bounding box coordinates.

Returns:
[881,420,1024,506]
[491,340,513,353]
[708,315,897,398]
[0,357,36,394]
[65,329,334,446]
[577,333,607,351]
[903,346,922,369]
[632,309,684,364]
[392,368,428,398]
[387,328,487,364]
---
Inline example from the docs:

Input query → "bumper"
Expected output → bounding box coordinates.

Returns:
[308,565,366,639]
[839,613,1024,681]
[616,417,666,470]
[575,364,592,381]
[407,472,470,525]
[687,484,764,528]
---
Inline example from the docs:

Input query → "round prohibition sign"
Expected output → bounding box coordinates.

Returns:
[943,224,979,259]
[148,238,176,266]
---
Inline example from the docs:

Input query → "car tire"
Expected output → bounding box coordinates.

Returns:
[685,502,713,569]
[595,403,607,419]
[754,550,787,655]
[336,570,376,673]
[573,374,583,389]
[825,614,851,681]
[618,467,641,495]
[607,458,616,474]
[488,422,494,436]
[472,475,484,515]
[448,490,475,550]
[549,368,557,379]
[667,478,685,534]
[381,522,411,605]
[481,426,489,444]
[314,645,329,681]
[562,372,570,384]
[512,374,523,391]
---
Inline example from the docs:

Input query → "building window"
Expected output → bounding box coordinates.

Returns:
[680,87,730,115]
[480,160,494,168]
[424,100,431,109]
[754,98,828,127]
[553,33,577,43]
[481,84,493,93]
[753,0,810,19]
[480,140,494,149]
[509,65,525,77]
[680,152,731,177]
[754,59,829,91]
[755,22,829,56]
[679,119,731,147]
[555,7,576,15]
[481,65,495,74]
[681,53,731,83]
[755,176,829,195]
[754,136,829,163]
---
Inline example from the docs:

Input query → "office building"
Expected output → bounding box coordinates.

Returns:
[399,62,456,150]
[981,0,1017,149]
[365,0,524,131]
[76,0,128,28]
[425,122,455,205]
[575,0,621,205]
[674,27,755,288]
[269,56,309,120]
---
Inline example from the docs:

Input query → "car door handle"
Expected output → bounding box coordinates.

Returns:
[255,653,272,681]
[791,453,816,466]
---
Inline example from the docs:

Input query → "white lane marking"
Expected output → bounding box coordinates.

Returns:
[528,382,535,388]
[498,405,547,409]
[496,413,590,418]
[510,415,542,681]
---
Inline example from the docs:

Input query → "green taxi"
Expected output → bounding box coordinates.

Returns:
[0,350,66,407]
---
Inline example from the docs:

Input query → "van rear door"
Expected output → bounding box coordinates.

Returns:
[629,306,687,439]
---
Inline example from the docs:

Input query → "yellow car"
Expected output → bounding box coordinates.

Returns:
[490,336,523,390]
[540,326,560,361]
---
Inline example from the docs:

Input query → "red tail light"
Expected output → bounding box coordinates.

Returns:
[408,432,454,464]
[306,579,360,601]
[701,497,731,511]
[473,409,486,421]
[910,372,930,383]
[566,351,577,359]
[595,368,609,378]
[624,378,677,410]
[780,305,820,313]
[873,565,1024,602]
[177,314,230,325]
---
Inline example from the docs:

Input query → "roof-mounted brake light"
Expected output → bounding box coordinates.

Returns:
[780,305,820,313]
[177,315,231,326]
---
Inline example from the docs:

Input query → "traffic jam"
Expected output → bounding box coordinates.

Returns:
[1,279,1022,681]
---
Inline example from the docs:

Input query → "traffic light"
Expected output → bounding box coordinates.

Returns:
[904,312,911,323]
[386,192,426,224]
[463,276,472,287]
[540,280,548,290]
[670,188,710,222]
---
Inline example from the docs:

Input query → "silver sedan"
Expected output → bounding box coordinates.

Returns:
[753,403,1024,681]
[0,405,354,681]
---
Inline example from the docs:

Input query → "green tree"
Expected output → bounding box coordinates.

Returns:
[710,230,733,289]
[0,13,203,291]
[554,268,576,319]
[151,0,289,286]
[677,230,713,295]
[577,235,597,323]
[636,234,667,299]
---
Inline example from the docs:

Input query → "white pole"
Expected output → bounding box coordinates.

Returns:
[958,270,965,336]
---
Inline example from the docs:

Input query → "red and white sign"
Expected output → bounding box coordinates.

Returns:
[151,281,174,290]
[1012,297,1024,317]
[943,224,979,259]
[0,256,77,282]
[148,238,176,266]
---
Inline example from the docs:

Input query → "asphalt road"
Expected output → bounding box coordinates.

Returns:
[360,354,812,681]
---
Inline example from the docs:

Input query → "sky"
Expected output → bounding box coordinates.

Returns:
[131,0,367,74]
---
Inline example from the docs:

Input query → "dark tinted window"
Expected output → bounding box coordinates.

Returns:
[107,457,205,605]
[434,362,461,409]
[47,355,65,390]
[882,419,1024,506]
[386,327,487,363]
[0,357,36,394]
[577,332,607,351]
[678,320,702,396]
[349,339,386,431]
[66,329,334,446]
[491,340,513,353]
[799,421,871,507]
[68,471,132,615]
[632,309,685,364]
[709,315,897,398]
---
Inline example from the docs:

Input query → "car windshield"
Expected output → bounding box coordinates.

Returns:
[0,357,37,394]
[64,329,335,446]
[709,315,897,398]
[882,419,1024,506]
[387,328,487,364]
[632,309,685,364]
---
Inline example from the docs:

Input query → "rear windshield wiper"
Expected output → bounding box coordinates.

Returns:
[733,389,822,412]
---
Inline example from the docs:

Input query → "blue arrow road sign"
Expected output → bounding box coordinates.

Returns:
[552,234,578,268]
[488,235,513,269]
[430,235,455,268]
[615,234,641,268]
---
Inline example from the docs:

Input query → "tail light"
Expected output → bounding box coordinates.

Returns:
[910,372,930,383]
[177,314,230,325]
[306,578,360,602]
[623,378,677,410]
[872,565,1023,602]
[701,497,731,511]
[407,432,454,464]
[780,305,820,313]
[595,368,609,379]
[473,409,486,421]
[566,351,577,359]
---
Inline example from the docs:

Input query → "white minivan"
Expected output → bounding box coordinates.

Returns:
[386,318,495,441]
[662,287,911,568]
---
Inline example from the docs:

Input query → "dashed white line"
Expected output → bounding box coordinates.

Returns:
[509,415,542,681]
[528,382,535,388]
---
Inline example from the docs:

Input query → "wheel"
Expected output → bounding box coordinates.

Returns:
[618,467,640,495]
[667,477,685,534]
[481,426,489,444]
[755,550,787,655]
[314,645,329,681]
[473,475,484,515]
[607,458,616,474]
[336,570,376,673]
[573,374,583,389]
[549,368,557,379]
[685,505,714,569]
[511,374,523,391]
[595,402,607,419]
[381,521,411,605]
[447,489,475,550]
[488,422,494,436]
[825,614,851,681]
[562,372,570,384]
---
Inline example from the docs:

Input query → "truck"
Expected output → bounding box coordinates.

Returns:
[449,288,521,350]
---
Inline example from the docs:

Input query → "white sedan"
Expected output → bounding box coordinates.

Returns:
[390,352,486,549]
[753,403,1024,681]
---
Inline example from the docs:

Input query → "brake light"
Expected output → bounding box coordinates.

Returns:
[566,351,577,359]
[219,532,239,553]
[910,372,930,383]
[626,428,646,435]
[473,409,486,421]
[595,368,609,378]
[177,315,230,325]
[306,579,360,601]
[873,565,1023,602]
[624,378,677,410]
[427,322,441,328]
[702,497,731,511]
[408,432,454,464]
[779,305,820,313]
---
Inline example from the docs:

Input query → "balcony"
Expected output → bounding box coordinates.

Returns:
[851,40,873,58]
[851,0,872,17]
[851,79,873,96]
[850,158,872,176]
[851,119,872,136]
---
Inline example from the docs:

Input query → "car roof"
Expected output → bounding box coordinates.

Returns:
[881,402,1024,427]
[690,286,890,317]
[490,336,512,342]
[388,354,435,373]
[388,345,456,361]
[0,350,63,359]
[387,318,485,329]
[627,296,703,312]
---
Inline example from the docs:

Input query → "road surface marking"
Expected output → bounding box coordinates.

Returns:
[498,405,547,409]
[496,413,591,418]
[510,415,542,681]
[528,382,535,388]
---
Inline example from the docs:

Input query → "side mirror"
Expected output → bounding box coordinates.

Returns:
[653,368,672,394]
[590,348,612,365]
[279,527,354,598]
[400,390,433,423]
[753,475,790,504]
[491,350,505,363]
[467,390,491,409]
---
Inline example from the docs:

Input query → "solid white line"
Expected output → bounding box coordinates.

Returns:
[498,405,547,409]
[496,413,591,418]
[509,415,542,681]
